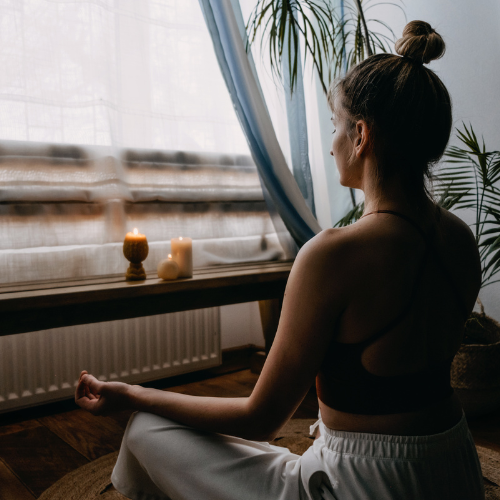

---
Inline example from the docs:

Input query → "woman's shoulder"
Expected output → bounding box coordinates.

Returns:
[433,206,481,293]
[435,206,477,246]
[297,220,402,265]
[292,225,372,289]
[297,226,361,265]
[432,207,479,269]
[285,228,358,315]
[289,227,357,283]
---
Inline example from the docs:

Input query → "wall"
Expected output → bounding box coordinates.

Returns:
[220,302,264,350]
[371,0,500,319]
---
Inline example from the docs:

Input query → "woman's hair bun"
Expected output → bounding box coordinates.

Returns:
[395,20,445,64]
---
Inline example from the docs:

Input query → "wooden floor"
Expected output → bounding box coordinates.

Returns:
[0,365,499,499]
[0,364,318,500]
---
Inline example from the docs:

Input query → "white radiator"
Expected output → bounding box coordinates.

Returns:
[0,308,221,413]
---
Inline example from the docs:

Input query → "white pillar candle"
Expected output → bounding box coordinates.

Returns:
[170,236,193,278]
[157,254,180,281]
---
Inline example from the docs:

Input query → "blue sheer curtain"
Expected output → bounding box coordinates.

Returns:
[198,0,322,249]
[282,20,316,218]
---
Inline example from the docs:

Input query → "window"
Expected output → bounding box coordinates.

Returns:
[0,0,285,284]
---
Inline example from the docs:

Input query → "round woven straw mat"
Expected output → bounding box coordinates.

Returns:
[38,450,123,500]
[38,419,500,500]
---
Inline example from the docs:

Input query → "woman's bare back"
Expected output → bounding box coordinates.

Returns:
[318,205,481,435]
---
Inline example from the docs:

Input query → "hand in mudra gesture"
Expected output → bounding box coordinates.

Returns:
[75,370,133,416]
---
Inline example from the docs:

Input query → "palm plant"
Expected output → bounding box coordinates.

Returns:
[334,199,365,226]
[434,124,500,290]
[437,126,500,404]
[245,0,401,95]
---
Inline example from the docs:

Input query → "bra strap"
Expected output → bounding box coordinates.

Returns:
[357,248,429,349]
[361,210,428,242]
[361,209,470,323]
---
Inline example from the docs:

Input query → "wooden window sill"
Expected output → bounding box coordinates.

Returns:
[0,261,293,337]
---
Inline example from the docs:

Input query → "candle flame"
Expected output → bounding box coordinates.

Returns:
[168,254,172,259]
[179,236,183,240]
[133,228,138,235]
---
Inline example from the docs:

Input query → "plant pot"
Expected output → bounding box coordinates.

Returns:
[451,308,500,419]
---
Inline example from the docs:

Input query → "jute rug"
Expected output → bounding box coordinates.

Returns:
[39,419,500,500]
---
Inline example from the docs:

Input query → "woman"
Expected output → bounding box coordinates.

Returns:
[76,21,485,500]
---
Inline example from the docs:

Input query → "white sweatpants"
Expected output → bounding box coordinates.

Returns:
[111,411,484,500]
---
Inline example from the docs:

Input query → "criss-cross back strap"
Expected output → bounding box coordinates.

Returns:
[356,209,468,348]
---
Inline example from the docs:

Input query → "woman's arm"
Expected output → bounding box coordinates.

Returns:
[76,229,350,441]
[76,374,265,439]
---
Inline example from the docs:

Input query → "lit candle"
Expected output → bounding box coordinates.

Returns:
[157,254,180,280]
[170,236,193,278]
[123,228,149,280]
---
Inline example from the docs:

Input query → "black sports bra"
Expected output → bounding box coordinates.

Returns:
[316,210,470,415]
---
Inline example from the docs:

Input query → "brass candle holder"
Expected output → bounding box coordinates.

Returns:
[123,228,149,281]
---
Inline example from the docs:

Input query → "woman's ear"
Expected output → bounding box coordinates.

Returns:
[353,120,371,157]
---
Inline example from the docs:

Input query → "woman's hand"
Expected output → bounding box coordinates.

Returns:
[75,370,134,416]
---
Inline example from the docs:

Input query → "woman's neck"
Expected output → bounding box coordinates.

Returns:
[361,172,431,217]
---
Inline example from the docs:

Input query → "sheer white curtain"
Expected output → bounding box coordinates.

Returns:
[0,0,250,152]
[0,0,285,284]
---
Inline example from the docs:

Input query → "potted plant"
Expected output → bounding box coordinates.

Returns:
[434,124,500,418]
